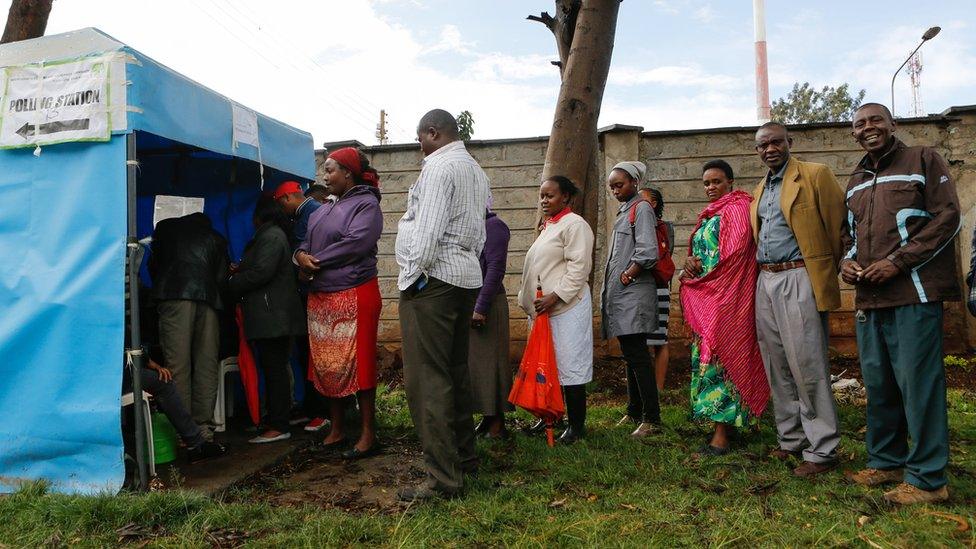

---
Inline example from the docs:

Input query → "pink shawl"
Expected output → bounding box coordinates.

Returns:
[679,190,769,417]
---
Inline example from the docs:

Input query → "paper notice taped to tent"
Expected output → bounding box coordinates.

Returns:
[153,195,205,227]
[0,55,116,148]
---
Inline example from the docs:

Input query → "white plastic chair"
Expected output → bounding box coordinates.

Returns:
[213,357,240,433]
[122,391,156,477]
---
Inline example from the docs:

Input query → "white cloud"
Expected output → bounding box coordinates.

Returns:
[693,6,716,24]
[423,24,473,55]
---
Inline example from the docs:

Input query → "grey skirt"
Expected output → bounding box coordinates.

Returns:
[467,292,514,415]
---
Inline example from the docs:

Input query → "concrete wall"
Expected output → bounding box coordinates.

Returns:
[317,105,976,358]
[317,136,552,359]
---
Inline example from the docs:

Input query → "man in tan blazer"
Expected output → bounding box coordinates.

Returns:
[749,121,846,477]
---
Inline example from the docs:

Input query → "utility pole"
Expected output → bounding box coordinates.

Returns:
[753,0,771,123]
[375,109,389,145]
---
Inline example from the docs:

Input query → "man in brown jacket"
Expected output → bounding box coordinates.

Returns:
[841,103,959,505]
[750,122,846,477]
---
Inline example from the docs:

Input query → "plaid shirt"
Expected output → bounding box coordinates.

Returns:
[395,141,491,291]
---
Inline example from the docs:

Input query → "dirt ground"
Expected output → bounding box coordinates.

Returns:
[227,433,427,513]
[225,350,976,514]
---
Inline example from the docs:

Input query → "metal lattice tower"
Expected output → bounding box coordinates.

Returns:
[908,51,924,117]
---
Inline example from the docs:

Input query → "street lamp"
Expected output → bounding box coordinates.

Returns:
[891,26,941,117]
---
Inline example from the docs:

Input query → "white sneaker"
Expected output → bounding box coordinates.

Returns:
[248,432,292,444]
[304,417,330,432]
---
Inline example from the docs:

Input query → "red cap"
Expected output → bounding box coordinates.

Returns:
[273,181,302,199]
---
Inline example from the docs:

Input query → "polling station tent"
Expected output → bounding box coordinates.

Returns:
[0,28,316,495]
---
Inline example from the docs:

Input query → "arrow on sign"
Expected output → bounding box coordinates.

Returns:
[16,119,91,140]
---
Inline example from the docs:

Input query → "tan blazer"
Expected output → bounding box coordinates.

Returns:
[749,156,846,312]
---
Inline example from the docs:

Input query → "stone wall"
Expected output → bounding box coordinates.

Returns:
[317,105,976,358]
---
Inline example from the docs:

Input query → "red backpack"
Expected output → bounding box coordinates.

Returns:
[628,200,676,286]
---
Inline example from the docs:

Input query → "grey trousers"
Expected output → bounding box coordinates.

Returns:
[400,278,479,493]
[755,268,840,463]
[157,299,220,437]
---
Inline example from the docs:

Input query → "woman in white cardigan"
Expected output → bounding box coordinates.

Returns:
[518,175,595,444]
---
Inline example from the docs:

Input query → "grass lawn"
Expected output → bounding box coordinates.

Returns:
[1,386,974,547]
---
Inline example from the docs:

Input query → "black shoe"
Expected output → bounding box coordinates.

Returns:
[527,418,563,434]
[187,441,227,463]
[557,425,584,444]
[695,443,730,457]
[341,443,383,460]
[474,418,491,435]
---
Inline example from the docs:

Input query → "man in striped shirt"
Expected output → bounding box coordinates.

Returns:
[396,109,491,502]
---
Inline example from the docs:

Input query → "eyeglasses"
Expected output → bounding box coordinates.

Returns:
[755,138,787,151]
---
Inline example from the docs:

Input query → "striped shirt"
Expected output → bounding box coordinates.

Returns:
[395,140,491,291]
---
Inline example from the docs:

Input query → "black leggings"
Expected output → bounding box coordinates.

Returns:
[619,333,661,424]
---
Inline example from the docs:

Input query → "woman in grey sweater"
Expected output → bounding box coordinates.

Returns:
[601,161,661,438]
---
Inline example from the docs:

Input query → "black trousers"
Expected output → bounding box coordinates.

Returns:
[254,336,293,432]
[294,335,327,416]
[619,333,660,423]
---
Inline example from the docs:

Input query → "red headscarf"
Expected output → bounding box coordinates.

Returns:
[328,147,380,187]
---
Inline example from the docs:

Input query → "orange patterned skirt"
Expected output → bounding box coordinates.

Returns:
[307,277,381,398]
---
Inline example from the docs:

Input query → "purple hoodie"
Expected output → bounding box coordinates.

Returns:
[475,211,511,315]
[299,185,383,292]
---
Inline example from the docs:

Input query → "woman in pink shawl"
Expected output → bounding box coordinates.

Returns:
[679,159,769,456]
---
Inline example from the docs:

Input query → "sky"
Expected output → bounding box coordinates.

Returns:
[17,0,976,146]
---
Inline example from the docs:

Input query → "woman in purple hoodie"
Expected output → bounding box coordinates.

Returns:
[296,147,383,459]
[469,208,512,438]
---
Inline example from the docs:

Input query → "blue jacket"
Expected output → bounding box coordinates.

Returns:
[292,197,323,249]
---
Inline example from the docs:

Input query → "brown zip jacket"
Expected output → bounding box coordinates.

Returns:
[841,138,961,309]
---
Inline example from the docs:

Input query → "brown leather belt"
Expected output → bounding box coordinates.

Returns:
[759,259,805,273]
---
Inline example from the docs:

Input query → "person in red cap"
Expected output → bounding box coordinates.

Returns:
[296,147,384,459]
[272,180,330,432]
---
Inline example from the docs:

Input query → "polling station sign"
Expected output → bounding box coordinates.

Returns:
[0,56,112,148]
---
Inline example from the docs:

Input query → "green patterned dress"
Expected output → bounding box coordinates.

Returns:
[688,215,754,427]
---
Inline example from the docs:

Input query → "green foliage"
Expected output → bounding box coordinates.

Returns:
[457,110,475,141]
[1,389,974,546]
[770,82,867,124]
[945,355,974,369]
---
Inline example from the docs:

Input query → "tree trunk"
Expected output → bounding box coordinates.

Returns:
[540,0,620,230]
[1,0,52,44]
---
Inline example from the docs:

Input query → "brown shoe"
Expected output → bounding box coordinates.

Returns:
[883,482,949,505]
[793,460,838,478]
[846,468,903,487]
[769,448,802,461]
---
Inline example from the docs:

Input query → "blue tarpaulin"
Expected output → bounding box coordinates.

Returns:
[0,28,315,495]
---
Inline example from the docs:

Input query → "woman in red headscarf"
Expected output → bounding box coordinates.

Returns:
[295,147,384,459]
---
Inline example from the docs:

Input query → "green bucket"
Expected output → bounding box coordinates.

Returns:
[149,411,179,465]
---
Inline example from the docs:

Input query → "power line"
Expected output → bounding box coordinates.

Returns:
[211,0,415,141]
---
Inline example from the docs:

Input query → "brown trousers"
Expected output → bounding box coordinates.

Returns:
[400,278,479,493]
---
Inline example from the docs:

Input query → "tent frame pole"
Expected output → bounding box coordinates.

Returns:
[125,131,149,491]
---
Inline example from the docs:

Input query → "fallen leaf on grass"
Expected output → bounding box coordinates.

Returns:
[857,515,871,528]
[549,498,567,509]
[620,503,642,511]
[586,494,599,502]
[205,527,251,549]
[922,510,971,532]
[746,480,780,496]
